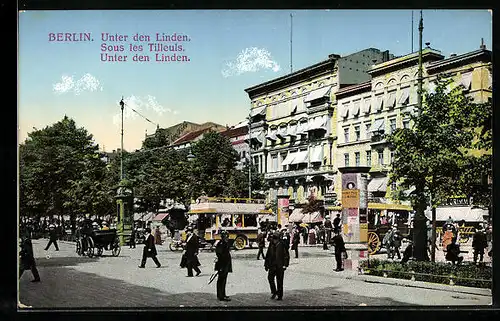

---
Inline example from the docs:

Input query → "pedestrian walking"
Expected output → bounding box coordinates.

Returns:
[44,224,59,251]
[333,214,341,234]
[324,216,333,244]
[391,228,402,260]
[256,229,266,260]
[472,226,488,264]
[129,225,136,249]
[382,228,395,259]
[138,227,161,268]
[264,231,290,301]
[301,225,308,245]
[291,226,300,258]
[183,227,201,277]
[332,230,346,271]
[19,229,40,282]
[154,226,162,245]
[214,230,232,301]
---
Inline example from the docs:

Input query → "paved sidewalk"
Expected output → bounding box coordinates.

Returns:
[19,239,491,308]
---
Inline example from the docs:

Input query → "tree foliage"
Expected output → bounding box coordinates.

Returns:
[19,116,113,221]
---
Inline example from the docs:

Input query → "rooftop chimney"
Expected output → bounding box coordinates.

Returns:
[480,38,486,50]
[450,53,457,57]
[328,54,340,60]
[425,42,431,49]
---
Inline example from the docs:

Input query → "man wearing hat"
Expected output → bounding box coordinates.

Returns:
[214,230,232,301]
[264,231,290,300]
[472,226,488,264]
[19,228,41,282]
[139,227,161,268]
[332,229,346,272]
[184,226,201,277]
[44,223,59,251]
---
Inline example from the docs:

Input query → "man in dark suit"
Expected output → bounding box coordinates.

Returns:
[129,225,136,249]
[44,224,59,251]
[139,227,161,268]
[333,214,341,234]
[185,227,201,277]
[19,229,41,282]
[332,230,346,271]
[264,231,290,300]
[256,229,266,260]
[215,230,232,301]
[472,227,488,264]
[291,226,300,258]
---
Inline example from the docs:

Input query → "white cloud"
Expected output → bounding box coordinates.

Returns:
[112,95,176,126]
[53,73,103,95]
[222,47,280,78]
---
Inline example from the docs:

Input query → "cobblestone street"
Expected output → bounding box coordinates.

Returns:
[18,239,491,308]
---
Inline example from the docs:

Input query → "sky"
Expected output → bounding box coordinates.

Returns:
[18,10,492,152]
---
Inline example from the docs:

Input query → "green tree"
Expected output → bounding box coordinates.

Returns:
[19,116,110,231]
[189,131,239,199]
[386,75,491,261]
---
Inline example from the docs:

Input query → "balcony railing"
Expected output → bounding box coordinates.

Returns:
[264,165,335,180]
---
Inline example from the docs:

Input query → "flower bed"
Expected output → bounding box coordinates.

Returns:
[359,259,492,289]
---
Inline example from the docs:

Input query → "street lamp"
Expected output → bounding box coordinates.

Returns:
[119,97,125,181]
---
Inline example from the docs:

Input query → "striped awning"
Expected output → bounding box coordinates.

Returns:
[304,86,332,103]
[250,106,266,117]
[301,212,323,223]
[288,209,305,222]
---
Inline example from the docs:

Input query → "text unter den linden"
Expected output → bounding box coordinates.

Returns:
[48,32,191,63]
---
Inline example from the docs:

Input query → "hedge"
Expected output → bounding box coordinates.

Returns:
[359,259,492,289]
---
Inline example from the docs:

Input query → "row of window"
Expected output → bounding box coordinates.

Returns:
[342,117,410,143]
[344,149,395,167]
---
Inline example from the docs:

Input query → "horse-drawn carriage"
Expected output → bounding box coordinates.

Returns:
[366,204,412,255]
[76,228,121,257]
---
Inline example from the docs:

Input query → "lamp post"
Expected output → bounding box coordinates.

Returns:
[119,97,125,181]
[247,114,252,199]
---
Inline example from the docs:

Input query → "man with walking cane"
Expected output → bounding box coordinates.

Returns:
[183,226,201,277]
[214,230,232,301]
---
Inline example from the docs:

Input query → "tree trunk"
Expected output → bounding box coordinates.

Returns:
[412,187,430,261]
[412,211,429,261]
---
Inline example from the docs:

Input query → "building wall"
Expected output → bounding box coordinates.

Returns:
[335,48,492,206]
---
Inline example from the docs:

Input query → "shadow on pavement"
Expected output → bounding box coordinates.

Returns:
[19,264,416,308]
[34,256,99,268]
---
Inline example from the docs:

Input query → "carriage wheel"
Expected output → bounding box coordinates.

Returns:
[112,244,121,257]
[97,247,104,257]
[234,235,246,250]
[86,237,95,258]
[76,240,82,256]
[367,232,381,255]
[169,242,177,252]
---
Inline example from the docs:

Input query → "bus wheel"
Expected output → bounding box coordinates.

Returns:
[367,232,381,255]
[234,235,246,250]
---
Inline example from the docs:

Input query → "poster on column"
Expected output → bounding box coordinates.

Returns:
[342,173,358,190]
[342,189,360,208]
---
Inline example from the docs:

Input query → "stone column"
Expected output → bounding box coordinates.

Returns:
[339,167,370,272]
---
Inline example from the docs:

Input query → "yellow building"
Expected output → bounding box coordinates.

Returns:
[335,44,492,209]
[244,49,395,215]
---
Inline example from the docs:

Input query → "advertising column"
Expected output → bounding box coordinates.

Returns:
[340,168,369,272]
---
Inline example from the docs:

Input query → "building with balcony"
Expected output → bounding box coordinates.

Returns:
[244,48,394,208]
[335,43,492,208]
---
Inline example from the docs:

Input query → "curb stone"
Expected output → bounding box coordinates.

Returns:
[355,274,492,297]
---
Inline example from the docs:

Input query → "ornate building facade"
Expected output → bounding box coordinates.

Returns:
[244,48,394,211]
[335,44,492,210]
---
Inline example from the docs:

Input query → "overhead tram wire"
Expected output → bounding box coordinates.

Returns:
[120,100,171,155]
